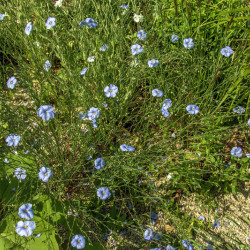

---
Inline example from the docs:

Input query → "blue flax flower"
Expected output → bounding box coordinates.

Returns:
[166,245,176,250]
[80,67,88,75]
[221,46,233,57]
[120,5,129,10]
[171,35,178,42]
[233,106,245,114]
[104,84,118,97]
[16,221,36,237]
[87,107,100,120]
[213,220,220,228]
[148,59,159,67]
[137,30,147,40]
[14,167,27,180]
[186,104,199,115]
[152,89,163,97]
[248,119,250,127]
[6,134,21,147]
[144,228,154,240]
[0,14,6,20]
[18,203,34,220]
[71,234,86,249]
[120,144,135,151]
[230,147,242,157]
[131,44,143,55]
[45,17,56,29]
[94,158,105,170]
[97,187,111,200]
[198,216,205,221]
[38,166,53,182]
[182,240,193,249]
[25,22,33,35]
[183,38,194,49]
[78,112,88,120]
[100,44,108,51]
[81,18,98,28]
[44,60,52,71]
[7,76,17,89]
[163,99,172,108]
[37,105,55,121]
[151,213,158,220]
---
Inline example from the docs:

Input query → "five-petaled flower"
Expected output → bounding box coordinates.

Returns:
[44,60,52,71]
[45,17,56,29]
[7,76,17,89]
[186,104,199,115]
[25,22,33,35]
[94,158,105,170]
[171,35,178,42]
[183,38,194,49]
[100,44,108,51]
[38,166,53,182]
[161,108,170,119]
[152,89,163,97]
[97,187,111,200]
[87,107,100,120]
[182,240,193,249]
[120,144,135,151]
[233,106,245,114]
[37,105,55,121]
[163,99,172,108]
[6,134,21,147]
[221,46,233,57]
[18,203,34,220]
[14,167,27,180]
[71,234,86,249]
[16,221,36,237]
[137,30,147,40]
[104,84,118,97]
[79,18,98,28]
[148,59,159,67]
[231,147,242,157]
[144,228,154,240]
[131,44,143,55]
[80,67,88,75]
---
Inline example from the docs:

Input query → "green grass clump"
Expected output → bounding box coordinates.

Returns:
[0,0,249,249]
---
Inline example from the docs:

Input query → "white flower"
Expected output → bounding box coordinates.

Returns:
[55,0,63,7]
[87,56,95,62]
[133,13,143,23]
[166,173,173,181]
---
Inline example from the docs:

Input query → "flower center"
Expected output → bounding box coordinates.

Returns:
[49,21,52,24]
[12,139,15,142]
[109,89,112,92]
[102,191,105,194]
[93,112,95,115]
[191,107,194,110]
[187,43,190,45]
[136,48,138,51]
[24,225,28,229]
[45,173,48,176]
[25,209,28,213]
[10,81,13,84]
[46,111,48,113]
[225,50,228,52]
[77,239,81,243]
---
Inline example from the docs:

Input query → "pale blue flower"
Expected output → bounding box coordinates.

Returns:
[97,187,111,200]
[166,245,176,250]
[183,38,194,49]
[246,153,250,158]
[80,18,98,28]
[248,119,250,126]
[0,14,6,20]
[233,106,245,114]
[230,147,242,157]
[16,221,36,237]
[120,5,129,10]
[104,84,118,97]
[71,234,86,249]
[213,220,220,228]
[120,144,135,151]
[14,167,27,180]
[104,103,108,108]
[25,22,33,35]
[7,76,17,89]
[78,112,88,120]
[171,35,178,42]
[35,233,42,238]
[80,67,88,75]
[131,44,143,55]
[87,107,100,120]
[221,46,233,57]
[163,99,172,108]
[44,60,52,71]
[6,134,21,147]
[38,166,53,182]
[144,228,154,240]
[152,89,163,97]
[137,30,147,40]
[198,216,205,221]
[186,104,199,115]
[94,158,105,170]
[45,17,56,29]
[18,203,34,220]
[37,105,55,121]
[148,59,159,67]
[87,56,95,62]
[182,240,193,249]
[100,44,108,51]
[151,213,158,220]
